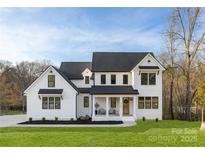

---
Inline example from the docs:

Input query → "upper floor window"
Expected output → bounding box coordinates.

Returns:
[123,74,128,84]
[111,74,116,84]
[85,76,90,84]
[83,96,89,108]
[48,75,55,87]
[141,73,156,85]
[101,74,106,84]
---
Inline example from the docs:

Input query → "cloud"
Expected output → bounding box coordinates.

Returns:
[0,8,165,64]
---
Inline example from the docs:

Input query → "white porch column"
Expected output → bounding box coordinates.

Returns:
[133,96,136,117]
[92,96,95,117]
[106,97,109,117]
[119,97,123,117]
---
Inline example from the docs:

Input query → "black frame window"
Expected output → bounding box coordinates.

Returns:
[42,97,48,109]
[85,76,90,84]
[111,97,117,108]
[49,97,54,109]
[152,97,158,109]
[84,96,89,108]
[55,97,61,109]
[101,74,106,84]
[138,97,144,109]
[111,74,116,84]
[123,74,128,84]
[141,73,148,85]
[145,97,151,109]
[48,75,55,87]
[149,73,156,85]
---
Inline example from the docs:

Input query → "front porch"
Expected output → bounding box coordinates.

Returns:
[92,95,137,121]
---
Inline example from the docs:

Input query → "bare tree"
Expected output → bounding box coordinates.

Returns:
[15,60,51,112]
[174,8,205,120]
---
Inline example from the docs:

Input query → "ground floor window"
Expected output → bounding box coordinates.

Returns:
[138,96,159,109]
[84,96,89,108]
[111,97,117,108]
[42,96,61,110]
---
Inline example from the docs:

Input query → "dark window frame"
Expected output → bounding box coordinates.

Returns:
[111,97,117,108]
[42,97,48,109]
[152,97,159,109]
[111,74,116,84]
[141,73,148,85]
[149,73,156,85]
[145,97,151,109]
[101,74,106,84]
[84,96,89,108]
[55,97,61,109]
[48,75,55,87]
[49,97,54,109]
[123,74,128,84]
[138,97,144,109]
[85,76,90,84]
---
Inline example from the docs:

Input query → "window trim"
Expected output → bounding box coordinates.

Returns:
[111,97,117,108]
[48,75,55,87]
[123,74,128,84]
[101,74,106,84]
[138,96,159,109]
[83,96,89,108]
[85,76,90,84]
[141,73,156,85]
[111,74,116,84]
[42,96,61,110]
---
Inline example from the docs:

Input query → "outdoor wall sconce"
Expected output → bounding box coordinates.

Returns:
[38,95,41,100]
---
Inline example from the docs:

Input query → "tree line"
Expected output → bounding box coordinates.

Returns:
[0,60,51,114]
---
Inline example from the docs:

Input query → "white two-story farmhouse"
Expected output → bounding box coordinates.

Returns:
[24,52,165,122]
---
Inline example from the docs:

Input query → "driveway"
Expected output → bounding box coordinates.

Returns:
[0,114,26,127]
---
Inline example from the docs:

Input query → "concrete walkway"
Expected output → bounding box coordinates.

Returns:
[0,115,136,127]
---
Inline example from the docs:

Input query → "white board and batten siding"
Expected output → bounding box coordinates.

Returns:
[24,66,78,120]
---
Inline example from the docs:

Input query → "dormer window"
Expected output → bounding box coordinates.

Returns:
[48,75,55,87]
[85,76,90,84]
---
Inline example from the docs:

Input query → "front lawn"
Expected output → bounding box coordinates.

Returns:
[0,120,204,147]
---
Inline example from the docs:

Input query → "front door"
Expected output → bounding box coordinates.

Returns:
[123,98,129,115]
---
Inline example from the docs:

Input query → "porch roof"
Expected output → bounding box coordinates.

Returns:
[90,86,139,95]
[38,89,63,94]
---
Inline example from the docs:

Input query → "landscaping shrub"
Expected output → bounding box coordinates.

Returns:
[155,118,159,122]
[85,115,90,120]
[70,118,74,121]
[142,116,146,121]
[79,116,86,121]
[42,117,46,122]
[55,117,58,121]
[29,117,32,122]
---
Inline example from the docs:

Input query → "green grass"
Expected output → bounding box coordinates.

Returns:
[0,110,25,115]
[0,120,205,147]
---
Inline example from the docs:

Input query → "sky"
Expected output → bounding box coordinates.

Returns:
[0,8,172,65]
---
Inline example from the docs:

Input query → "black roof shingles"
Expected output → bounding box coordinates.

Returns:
[92,52,153,72]
[90,86,139,95]
[59,62,92,80]
[38,89,63,94]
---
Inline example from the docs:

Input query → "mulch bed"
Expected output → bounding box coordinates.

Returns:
[19,120,123,125]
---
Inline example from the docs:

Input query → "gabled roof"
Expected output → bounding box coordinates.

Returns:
[90,86,139,95]
[92,52,153,72]
[52,66,79,92]
[59,62,92,79]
